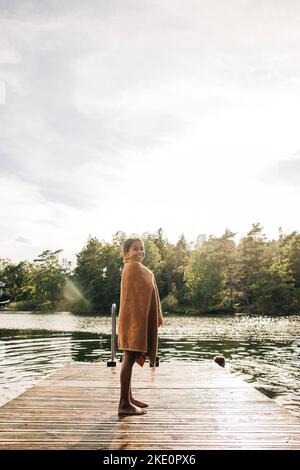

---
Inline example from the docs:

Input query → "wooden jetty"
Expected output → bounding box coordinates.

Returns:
[0,361,299,450]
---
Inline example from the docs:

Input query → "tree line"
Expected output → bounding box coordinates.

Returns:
[1,223,299,315]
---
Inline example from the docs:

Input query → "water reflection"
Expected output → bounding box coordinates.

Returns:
[0,313,299,418]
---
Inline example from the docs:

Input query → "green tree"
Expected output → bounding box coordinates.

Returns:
[75,237,123,312]
[216,229,237,313]
[166,234,189,305]
[184,236,225,313]
[32,250,67,307]
[0,259,34,302]
[143,236,162,273]
[233,223,269,312]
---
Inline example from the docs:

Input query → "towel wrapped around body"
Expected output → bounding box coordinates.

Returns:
[118,257,163,367]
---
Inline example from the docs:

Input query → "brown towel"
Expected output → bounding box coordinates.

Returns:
[118,255,163,367]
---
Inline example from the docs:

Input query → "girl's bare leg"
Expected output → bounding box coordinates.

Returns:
[118,350,146,415]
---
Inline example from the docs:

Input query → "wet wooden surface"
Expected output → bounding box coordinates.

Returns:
[0,361,299,449]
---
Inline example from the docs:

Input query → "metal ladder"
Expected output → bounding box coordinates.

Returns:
[107,303,117,367]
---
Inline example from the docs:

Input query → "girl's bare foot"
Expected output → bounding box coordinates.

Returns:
[118,404,147,415]
[130,397,149,408]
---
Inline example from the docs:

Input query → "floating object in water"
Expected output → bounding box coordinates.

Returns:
[214,355,225,367]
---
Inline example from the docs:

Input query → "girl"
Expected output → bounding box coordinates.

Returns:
[118,238,163,415]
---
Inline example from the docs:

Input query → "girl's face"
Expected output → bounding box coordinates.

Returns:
[125,240,145,262]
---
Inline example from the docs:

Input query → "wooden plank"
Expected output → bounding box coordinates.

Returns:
[0,361,299,450]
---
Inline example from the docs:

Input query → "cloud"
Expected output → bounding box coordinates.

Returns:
[0,79,6,104]
[259,152,300,189]
[14,236,32,244]
[1,1,300,261]
[0,9,190,210]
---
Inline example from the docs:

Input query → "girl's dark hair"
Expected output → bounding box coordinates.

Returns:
[122,238,145,254]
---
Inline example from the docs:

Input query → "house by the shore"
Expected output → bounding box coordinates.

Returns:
[0,281,10,309]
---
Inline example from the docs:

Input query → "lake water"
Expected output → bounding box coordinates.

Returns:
[0,311,299,417]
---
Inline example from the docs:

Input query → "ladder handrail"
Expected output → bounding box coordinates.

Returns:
[107,303,117,367]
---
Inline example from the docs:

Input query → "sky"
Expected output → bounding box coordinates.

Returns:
[1,0,300,265]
